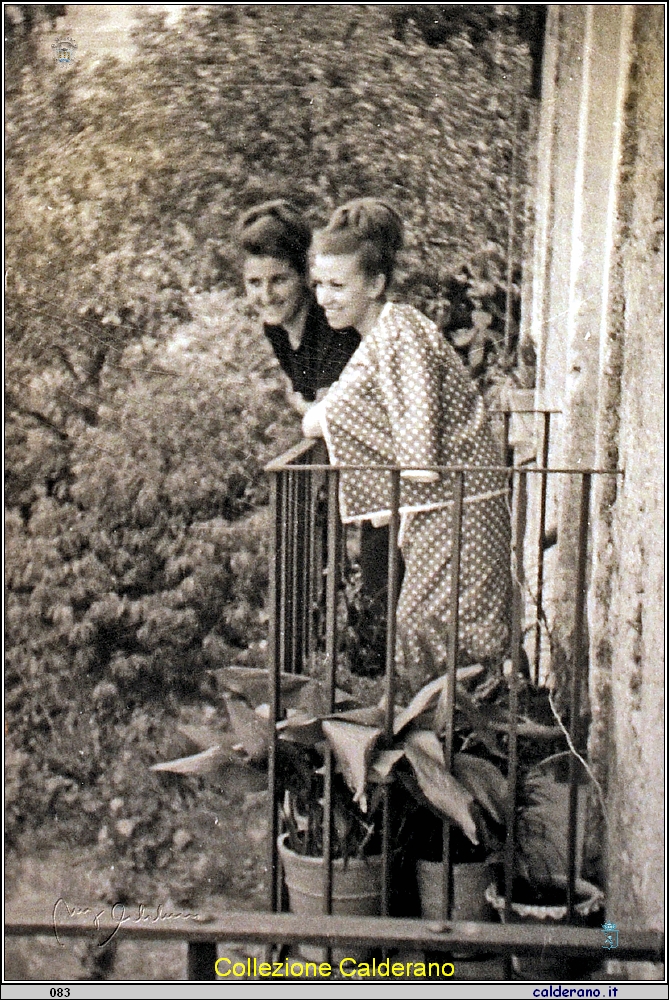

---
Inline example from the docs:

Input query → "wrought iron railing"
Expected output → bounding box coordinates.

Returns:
[6,415,664,979]
[259,415,661,978]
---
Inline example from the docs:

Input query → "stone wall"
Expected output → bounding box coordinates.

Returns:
[597,4,664,967]
[527,5,664,974]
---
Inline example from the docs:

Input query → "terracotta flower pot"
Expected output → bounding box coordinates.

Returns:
[417,859,494,922]
[485,883,605,980]
[278,833,382,962]
[418,860,505,980]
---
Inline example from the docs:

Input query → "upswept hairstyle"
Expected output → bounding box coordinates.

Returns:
[236,200,312,276]
[312,198,404,288]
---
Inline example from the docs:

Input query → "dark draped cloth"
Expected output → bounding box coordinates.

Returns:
[264,297,360,402]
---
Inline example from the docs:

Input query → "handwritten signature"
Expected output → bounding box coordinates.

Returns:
[52,898,205,947]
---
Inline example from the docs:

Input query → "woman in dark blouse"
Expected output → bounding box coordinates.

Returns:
[237,201,388,666]
[236,200,360,413]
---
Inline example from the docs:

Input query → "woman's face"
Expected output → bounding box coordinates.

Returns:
[312,252,385,335]
[243,255,308,327]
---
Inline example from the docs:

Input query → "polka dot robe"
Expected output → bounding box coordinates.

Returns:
[322,302,511,697]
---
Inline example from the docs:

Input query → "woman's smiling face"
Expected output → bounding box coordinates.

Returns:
[243,255,308,327]
[311,251,385,335]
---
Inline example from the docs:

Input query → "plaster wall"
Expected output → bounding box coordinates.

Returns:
[528,5,664,967]
[603,3,664,945]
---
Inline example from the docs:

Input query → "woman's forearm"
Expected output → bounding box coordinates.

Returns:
[301,398,327,438]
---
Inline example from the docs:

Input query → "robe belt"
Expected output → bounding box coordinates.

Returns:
[340,487,509,539]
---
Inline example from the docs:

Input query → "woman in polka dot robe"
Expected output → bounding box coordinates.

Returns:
[303,199,511,698]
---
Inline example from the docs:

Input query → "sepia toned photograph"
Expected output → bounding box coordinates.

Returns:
[4,3,664,988]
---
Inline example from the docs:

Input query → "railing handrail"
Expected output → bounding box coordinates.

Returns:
[264,426,620,939]
[265,404,619,476]
[4,910,664,960]
[267,453,623,476]
[265,437,323,472]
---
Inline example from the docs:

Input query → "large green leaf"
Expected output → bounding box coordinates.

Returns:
[369,748,405,781]
[176,722,227,752]
[321,720,383,812]
[224,695,268,763]
[323,705,385,727]
[404,728,445,764]
[276,713,324,748]
[150,744,235,775]
[403,732,478,844]
[456,664,485,683]
[453,752,508,825]
[434,679,453,736]
[211,667,311,708]
[393,674,449,736]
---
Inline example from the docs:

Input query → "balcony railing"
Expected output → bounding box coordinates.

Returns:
[260,416,661,977]
[6,415,664,980]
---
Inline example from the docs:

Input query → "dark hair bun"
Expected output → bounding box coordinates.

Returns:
[313,197,404,286]
[328,198,404,255]
[236,200,311,275]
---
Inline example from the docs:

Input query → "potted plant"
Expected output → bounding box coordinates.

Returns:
[152,668,510,902]
[277,663,551,977]
[402,659,565,906]
[485,754,605,979]
[151,666,384,961]
[151,661,574,970]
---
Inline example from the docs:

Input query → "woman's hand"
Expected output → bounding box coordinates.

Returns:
[277,371,310,415]
[302,400,326,439]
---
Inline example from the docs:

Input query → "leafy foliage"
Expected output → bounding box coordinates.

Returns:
[5,5,536,899]
[5,293,298,903]
[158,669,518,860]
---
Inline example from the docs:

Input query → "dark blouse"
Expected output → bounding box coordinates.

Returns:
[264,298,360,402]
